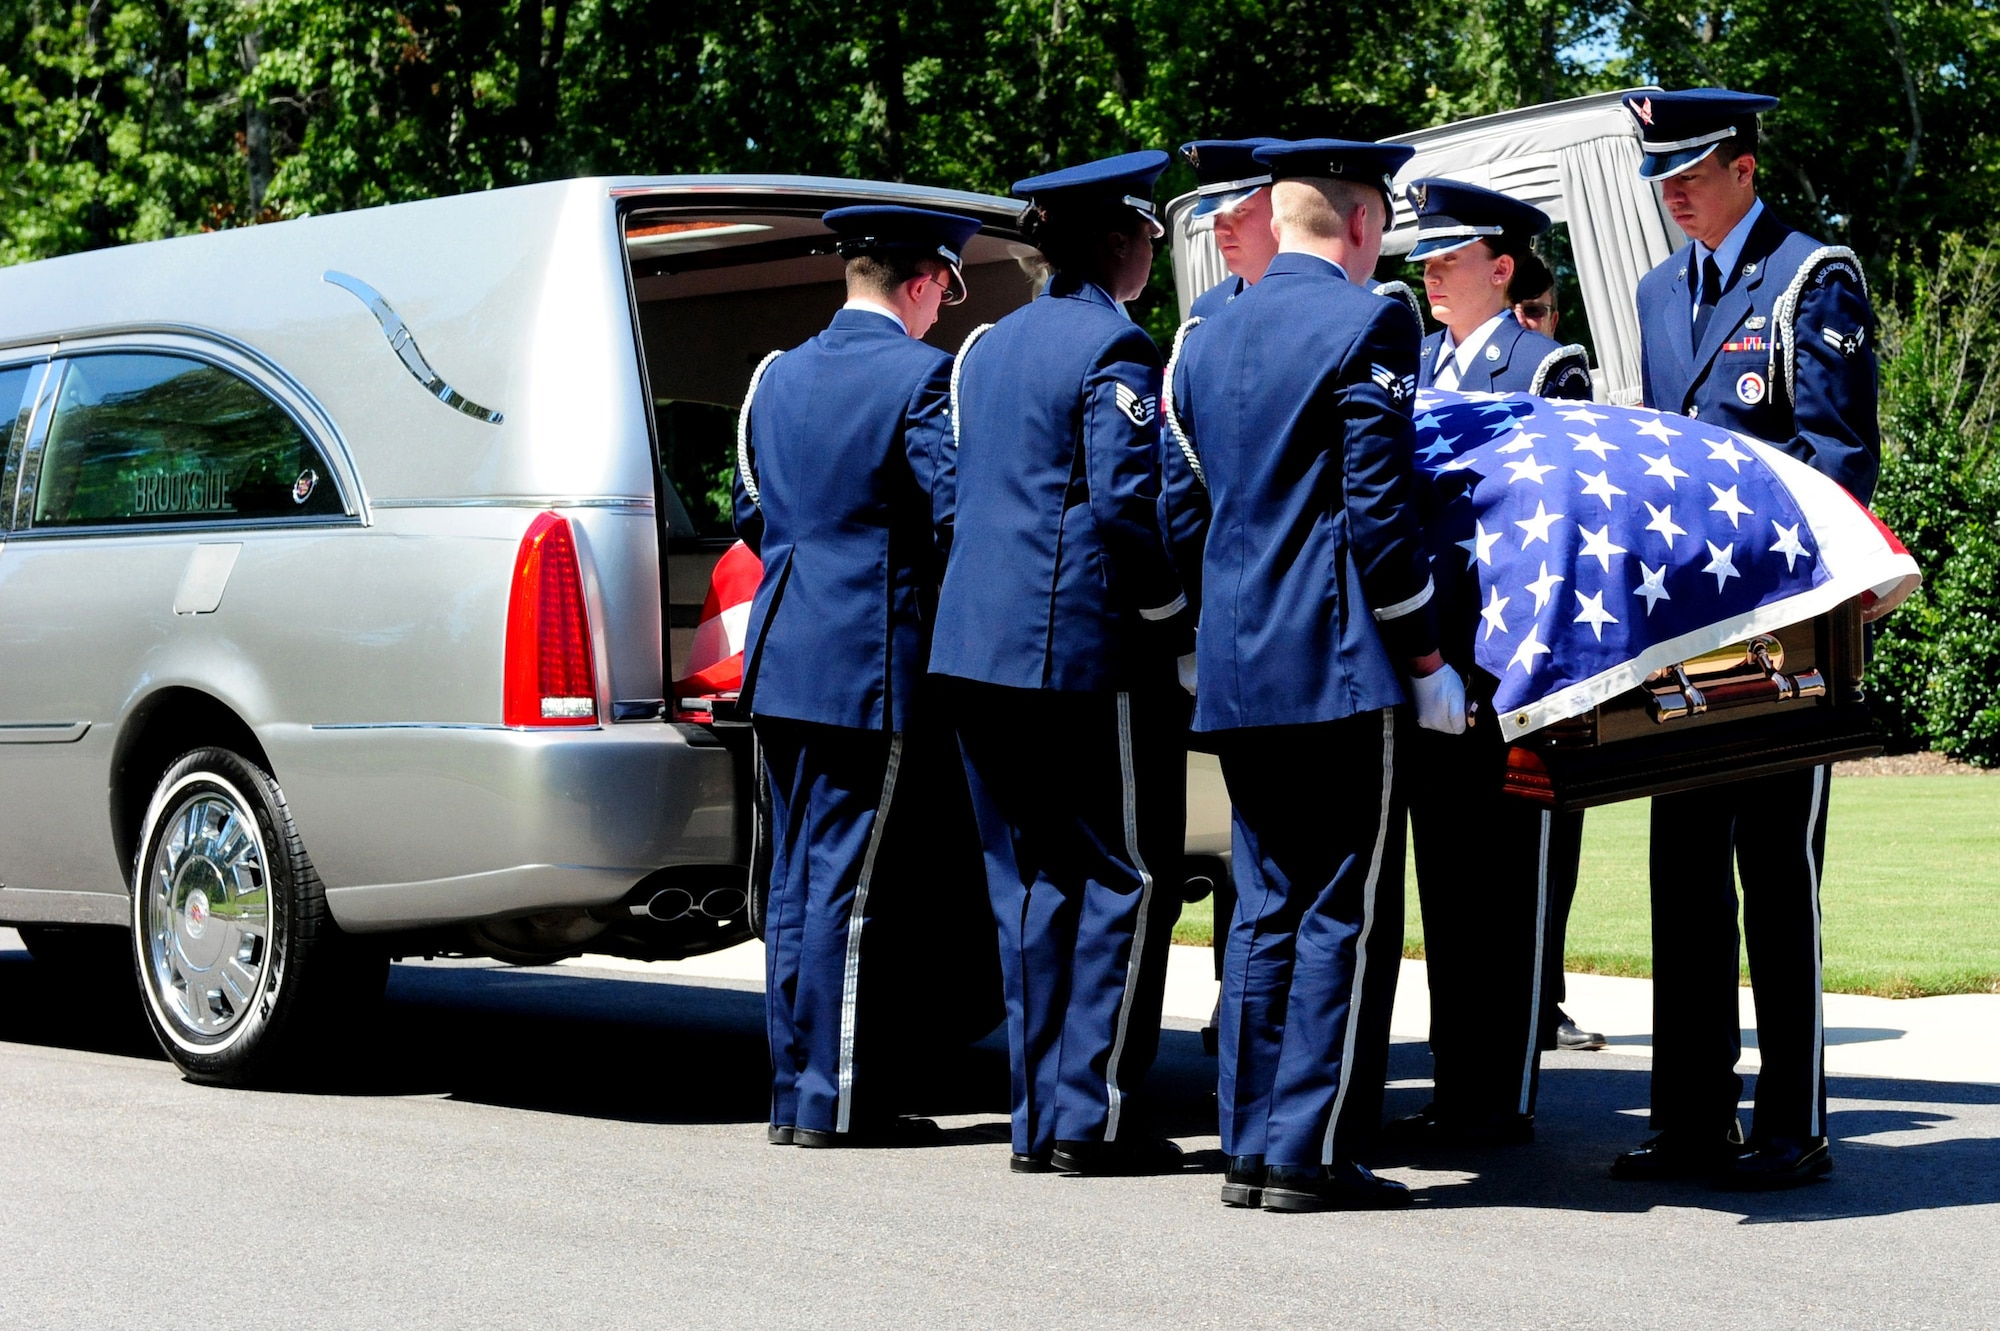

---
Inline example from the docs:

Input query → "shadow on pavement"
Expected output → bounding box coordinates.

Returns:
[1372,1054,2000,1224]
[5,941,1995,1222]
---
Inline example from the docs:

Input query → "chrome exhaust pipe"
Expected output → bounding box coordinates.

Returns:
[697,886,748,920]
[643,887,696,922]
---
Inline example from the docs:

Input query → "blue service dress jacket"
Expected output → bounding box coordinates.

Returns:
[1636,208,1880,502]
[931,275,1191,692]
[1417,314,1593,398]
[1189,275,1247,320]
[732,307,955,731]
[1163,251,1440,732]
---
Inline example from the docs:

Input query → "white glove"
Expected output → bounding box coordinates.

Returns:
[1410,663,1468,735]
[1176,651,1199,697]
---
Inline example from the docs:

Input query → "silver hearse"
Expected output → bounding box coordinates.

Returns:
[0,174,1245,1084]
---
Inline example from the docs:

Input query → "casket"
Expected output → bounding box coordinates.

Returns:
[1499,596,1883,810]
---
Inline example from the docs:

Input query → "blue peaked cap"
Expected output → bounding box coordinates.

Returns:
[821,205,983,265]
[1622,88,1778,180]
[1180,138,1283,217]
[1013,150,1171,235]
[1405,178,1551,260]
[822,205,983,304]
[1252,138,1415,202]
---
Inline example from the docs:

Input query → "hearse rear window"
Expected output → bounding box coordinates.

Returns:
[31,353,343,529]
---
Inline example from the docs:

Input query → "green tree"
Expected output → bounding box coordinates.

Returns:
[1865,232,2000,766]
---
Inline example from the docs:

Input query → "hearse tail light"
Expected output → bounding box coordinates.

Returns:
[504,512,599,727]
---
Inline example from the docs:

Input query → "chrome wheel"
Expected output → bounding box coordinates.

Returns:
[142,781,273,1042]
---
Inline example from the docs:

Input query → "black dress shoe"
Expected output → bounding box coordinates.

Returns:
[1381,1107,1535,1149]
[767,1125,795,1145]
[1556,1017,1608,1051]
[1610,1126,1743,1181]
[1220,1155,1265,1208]
[1050,1136,1185,1176]
[793,1117,942,1149]
[1010,1151,1058,1174]
[1716,1136,1832,1189]
[1261,1160,1412,1212]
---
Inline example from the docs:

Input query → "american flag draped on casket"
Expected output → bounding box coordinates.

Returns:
[674,538,760,698]
[1411,389,1920,808]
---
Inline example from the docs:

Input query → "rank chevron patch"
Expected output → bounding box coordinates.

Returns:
[1371,362,1416,405]
[1114,382,1158,426]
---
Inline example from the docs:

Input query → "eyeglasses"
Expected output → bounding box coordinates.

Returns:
[1514,302,1554,320]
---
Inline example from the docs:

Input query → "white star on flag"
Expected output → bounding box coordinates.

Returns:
[1705,436,1752,472]
[1458,519,1502,565]
[1508,625,1551,673]
[1770,519,1813,572]
[1526,561,1565,612]
[1478,402,1520,418]
[1634,561,1671,615]
[1577,469,1627,508]
[1703,540,1740,590]
[1481,585,1510,640]
[1515,500,1564,548]
[1708,481,1754,529]
[1578,523,1629,571]
[1569,431,1618,460]
[1573,589,1619,641]
[1416,434,1460,462]
[1557,406,1609,424]
[1415,412,1443,432]
[1639,451,1689,489]
[1632,416,1682,443]
[1644,501,1686,549]
[1493,430,1545,455]
[1505,454,1557,484]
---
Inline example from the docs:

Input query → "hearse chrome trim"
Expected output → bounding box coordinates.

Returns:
[371,496,655,511]
[323,270,506,426]
[0,721,90,743]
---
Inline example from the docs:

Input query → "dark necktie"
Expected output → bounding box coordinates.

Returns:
[1693,254,1723,346]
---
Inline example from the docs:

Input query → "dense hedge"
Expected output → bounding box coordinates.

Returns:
[1863,234,2000,767]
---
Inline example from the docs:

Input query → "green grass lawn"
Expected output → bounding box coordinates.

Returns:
[1169,773,2000,998]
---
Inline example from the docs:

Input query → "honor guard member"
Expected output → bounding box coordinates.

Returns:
[1409,179,1592,397]
[734,204,982,1149]
[1499,249,1611,1054]
[1163,138,1471,1211]
[1614,88,1879,1188]
[1387,178,1595,1151]
[934,151,1195,1177]
[1172,136,1277,1048]
[1184,138,1283,319]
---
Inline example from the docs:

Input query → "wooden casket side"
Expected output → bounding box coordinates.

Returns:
[1503,598,1883,810]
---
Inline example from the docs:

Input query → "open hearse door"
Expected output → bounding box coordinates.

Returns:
[1168,89,1686,407]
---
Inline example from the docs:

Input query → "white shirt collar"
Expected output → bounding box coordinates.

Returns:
[1438,310,1513,378]
[842,297,908,335]
[1693,197,1765,300]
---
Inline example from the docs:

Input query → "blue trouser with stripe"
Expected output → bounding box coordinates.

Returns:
[1215,708,1407,1168]
[757,718,903,1136]
[949,681,1187,1158]
[1648,764,1831,1142]
[1409,724,1585,1122]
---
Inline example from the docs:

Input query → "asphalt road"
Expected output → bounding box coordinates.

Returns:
[3,930,1996,1330]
